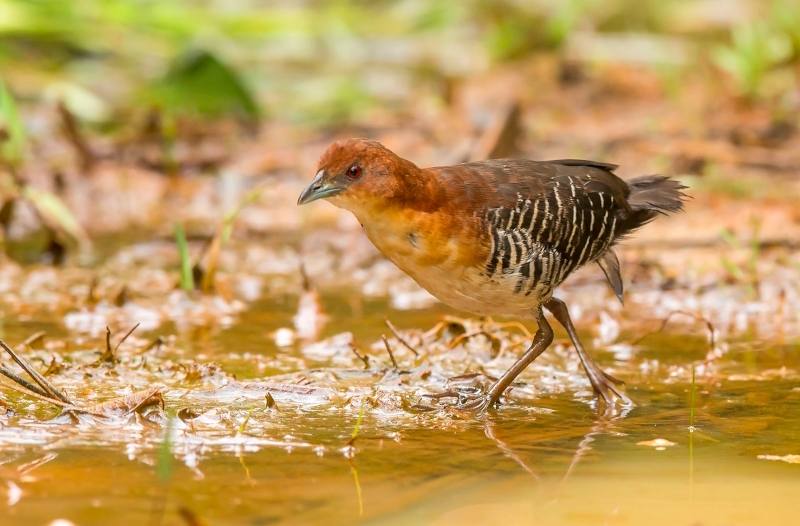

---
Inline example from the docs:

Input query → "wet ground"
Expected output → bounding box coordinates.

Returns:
[0,248,798,525]
[3,58,800,523]
[5,3,800,522]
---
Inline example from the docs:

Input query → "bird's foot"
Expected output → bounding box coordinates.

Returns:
[422,387,500,415]
[583,362,633,407]
[455,392,499,414]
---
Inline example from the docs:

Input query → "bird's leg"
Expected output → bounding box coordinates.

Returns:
[544,297,632,406]
[458,309,554,414]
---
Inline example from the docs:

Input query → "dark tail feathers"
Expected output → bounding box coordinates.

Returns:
[628,175,686,213]
[599,175,687,304]
[619,175,687,235]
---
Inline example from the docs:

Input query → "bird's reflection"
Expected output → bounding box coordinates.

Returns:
[483,401,633,488]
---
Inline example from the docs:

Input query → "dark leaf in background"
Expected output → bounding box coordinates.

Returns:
[148,49,260,121]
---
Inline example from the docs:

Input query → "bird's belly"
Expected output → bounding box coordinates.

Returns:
[404,264,546,319]
[360,213,546,318]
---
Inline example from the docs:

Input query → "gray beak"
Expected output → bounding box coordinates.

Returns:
[297,170,341,205]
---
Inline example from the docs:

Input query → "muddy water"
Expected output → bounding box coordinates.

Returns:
[0,292,799,526]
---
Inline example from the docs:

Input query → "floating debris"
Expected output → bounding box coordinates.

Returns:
[757,454,800,465]
[636,439,678,450]
[0,338,163,418]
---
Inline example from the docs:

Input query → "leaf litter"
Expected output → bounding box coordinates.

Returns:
[1,261,798,462]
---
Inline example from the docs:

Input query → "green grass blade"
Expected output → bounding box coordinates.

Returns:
[351,397,365,440]
[174,222,194,291]
[220,184,266,243]
[157,416,174,484]
[0,77,26,166]
[689,365,696,430]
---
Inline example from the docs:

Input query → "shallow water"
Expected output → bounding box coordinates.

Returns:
[0,289,799,526]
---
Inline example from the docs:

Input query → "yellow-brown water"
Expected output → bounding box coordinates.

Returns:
[1,290,798,526]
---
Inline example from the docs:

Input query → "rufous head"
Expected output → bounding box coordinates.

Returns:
[297,138,418,212]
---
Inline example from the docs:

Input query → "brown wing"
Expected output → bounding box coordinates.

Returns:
[428,159,632,296]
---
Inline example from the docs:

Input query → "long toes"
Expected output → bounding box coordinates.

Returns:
[582,362,632,405]
[600,369,626,387]
[611,387,634,406]
[583,365,633,406]
[422,388,499,415]
[457,394,497,414]
[594,379,633,406]
[583,361,626,387]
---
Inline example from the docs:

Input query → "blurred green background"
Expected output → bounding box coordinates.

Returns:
[3,0,798,262]
[2,0,800,129]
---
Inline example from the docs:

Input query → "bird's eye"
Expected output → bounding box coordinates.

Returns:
[347,165,362,179]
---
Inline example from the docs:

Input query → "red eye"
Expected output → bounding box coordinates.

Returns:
[347,165,362,179]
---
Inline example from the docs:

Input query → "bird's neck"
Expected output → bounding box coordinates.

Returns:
[333,163,445,221]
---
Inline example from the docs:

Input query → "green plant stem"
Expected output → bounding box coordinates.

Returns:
[174,222,194,291]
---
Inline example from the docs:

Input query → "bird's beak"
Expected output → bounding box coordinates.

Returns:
[297,170,341,205]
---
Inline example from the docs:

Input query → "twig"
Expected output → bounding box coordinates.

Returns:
[422,321,447,340]
[0,380,76,409]
[349,344,370,369]
[0,364,56,400]
[0,339,72,405]
[103,327,113,361]
[0,340,165,417]
[99,323,140,364]
[488,320,534,340]
[447,330,487,349]
[381,335,398,370]
[384,318,419,356]
[2,378,162,417]
[114,323,141,353]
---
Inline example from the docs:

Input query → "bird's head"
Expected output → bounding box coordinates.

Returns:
[297,138,421,214]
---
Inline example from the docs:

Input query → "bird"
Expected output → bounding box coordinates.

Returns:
[298,138,687,413]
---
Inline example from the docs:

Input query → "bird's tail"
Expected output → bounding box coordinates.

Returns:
[619,175,688,234]
[600,175,687,304]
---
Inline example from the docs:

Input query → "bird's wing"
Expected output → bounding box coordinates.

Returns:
[429,159,629,296]
[432,158,630,212]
